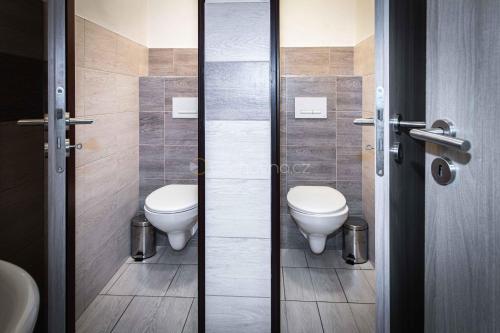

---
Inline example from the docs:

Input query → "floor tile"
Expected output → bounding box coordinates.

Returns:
[281,301,288,333]
[309,268,347,302]
[113,296,192,333]
[350,303,376,333]
[157,246,198,265]
[336,269,376,303]
[206,296,270,333]
[281,249,308,267]
[285,301,323,333]
[280,268,285,300]
[108,264,179,296]
[99,261,128,294]
[182,299,198,333]
[317,302,358,333]
[283,267,315,301]
[76,295,132,333]
[305,250,353,269]
[166,265,198,297]
[362,270,376,292]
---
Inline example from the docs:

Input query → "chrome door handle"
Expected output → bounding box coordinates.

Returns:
[409,119,471,152]
[17,113,94,126]
[353,118,375,126]
[390,114,426,133]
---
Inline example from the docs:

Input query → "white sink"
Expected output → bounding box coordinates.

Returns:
[0,260,39,333]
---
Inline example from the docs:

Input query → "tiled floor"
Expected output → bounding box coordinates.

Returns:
[280,249,376,333]
[76,246,198,333]
[77,247,374,333]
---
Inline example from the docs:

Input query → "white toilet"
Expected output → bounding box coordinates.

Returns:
[144,184,198,251]
[287,186,349,254]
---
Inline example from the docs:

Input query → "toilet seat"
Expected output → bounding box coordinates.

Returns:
[287,186,347,215]
[145,184,197,214]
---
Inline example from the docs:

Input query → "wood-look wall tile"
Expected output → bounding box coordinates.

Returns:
[330,47,354,75]
[164,113,198,146]
[205,61,270,120]
[164,146,197,180]
[286,146,336,162]
[138,46,149,77]
[337,154,362,181]
[83,69,118,116]
[75,113,115,168]
[164,77,198,112]
[337,76,362,111]
[337,114,362,149]
[280,214,308,249]
[75,16,85,68]
[114,111,139,151]
[115,35,140,76]
[148,48,174,76]
[75,226,129,317]
[205,3,270,62]
[286,113,336,146]
[362,74,376,114]
[205,121,270,180]
[173,48,198,76]
[284,47,330,76]
[206,178,270,222]
[337,181,362,215]
[139,145,164,179]
[206,237,270,297]
[115,149,139,192]
[139,77,164,111]
[84,20,117,72]
[354,35,375,76]
[206,296,270,333]
[75,67,85,117]
[285,76,337,113]
[115,73,139,113]
[113,296,192,333]
[140,112,164,145]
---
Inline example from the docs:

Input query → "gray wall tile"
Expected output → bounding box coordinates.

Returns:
[164,77,198,112]
[337,76,362,110]
[164,146,197,180]
[205,3,270,62]
[139,145,164,179]
[139,77,164,111]
[205,62,270,120]
[164,114,198,146]
[139,112,164,145]
[285,76,337,113]
[286,113,336,146]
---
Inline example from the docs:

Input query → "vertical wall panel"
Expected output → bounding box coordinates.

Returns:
[204,1,271,331]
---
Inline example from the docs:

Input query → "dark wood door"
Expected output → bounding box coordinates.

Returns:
[388,0,427,331]
[425,0,500,331]
[0,0,47,331]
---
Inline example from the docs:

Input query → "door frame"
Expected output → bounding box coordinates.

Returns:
[375,0,391,332]
[47,0,69,331]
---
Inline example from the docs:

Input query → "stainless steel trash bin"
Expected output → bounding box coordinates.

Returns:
[131,214,156,261]
[342,218,368,264]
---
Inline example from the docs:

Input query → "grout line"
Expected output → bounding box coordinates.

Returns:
[103,262,130,295]
[316,301,326,333]
[282,300,374,305]
[162,264,181,297]
[109,295,134,333]
[334,269,350,303]
[180,298,195,333]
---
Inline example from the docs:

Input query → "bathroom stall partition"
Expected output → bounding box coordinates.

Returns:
[201,0,279,331]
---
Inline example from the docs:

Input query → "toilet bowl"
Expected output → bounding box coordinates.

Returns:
[287,186,349,254]
[144,184,198,251]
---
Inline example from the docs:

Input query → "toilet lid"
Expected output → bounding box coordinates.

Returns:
[145,185,198,214]
[287,186,347,215]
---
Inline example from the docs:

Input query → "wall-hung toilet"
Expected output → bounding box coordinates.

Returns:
[287,186,349,254]
[144,185,198,251]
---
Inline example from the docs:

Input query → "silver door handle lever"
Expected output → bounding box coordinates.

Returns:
[353,118,374,126]
[409,119,471,152]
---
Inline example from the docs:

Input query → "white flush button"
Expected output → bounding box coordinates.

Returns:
[173,97,198,118]
[294,97,327,119]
